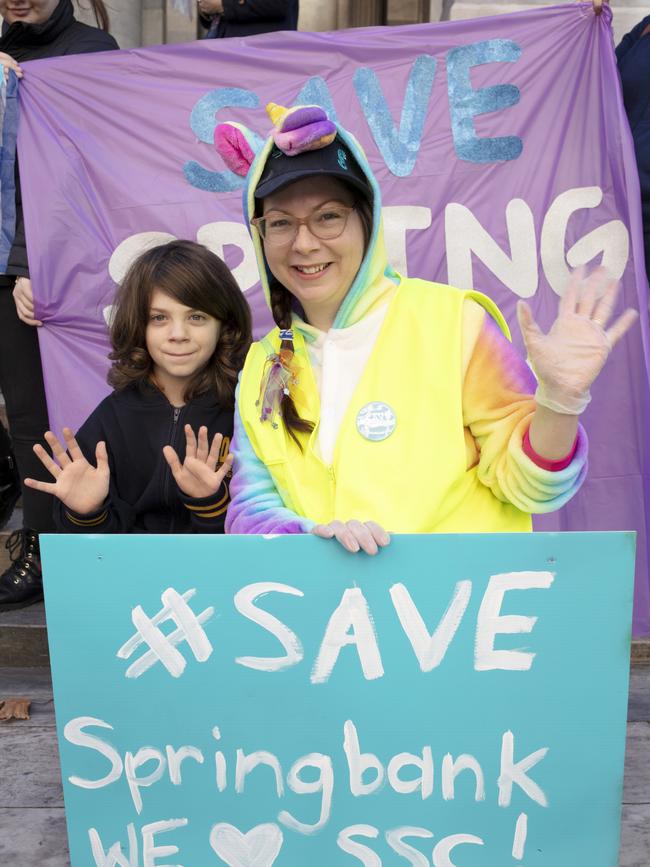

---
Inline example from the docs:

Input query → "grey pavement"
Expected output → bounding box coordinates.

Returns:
[0,665,649,865]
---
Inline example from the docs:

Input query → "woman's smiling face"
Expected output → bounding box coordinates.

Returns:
[261,176,366,331]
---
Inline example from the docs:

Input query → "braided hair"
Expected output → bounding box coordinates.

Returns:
[269,276,314,446]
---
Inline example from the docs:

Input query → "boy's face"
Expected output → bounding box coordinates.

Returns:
[145,288,221,397]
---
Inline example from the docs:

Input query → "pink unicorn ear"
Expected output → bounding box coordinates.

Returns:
[214,122,256,177]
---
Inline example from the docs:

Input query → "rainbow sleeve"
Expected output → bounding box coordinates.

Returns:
[225,389,314,535]
[463,313,588,513]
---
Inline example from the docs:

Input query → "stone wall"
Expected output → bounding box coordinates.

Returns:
[73,0,142,49]
[446,0,650,45]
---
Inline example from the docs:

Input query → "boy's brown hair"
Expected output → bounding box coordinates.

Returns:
[108,240,252,406]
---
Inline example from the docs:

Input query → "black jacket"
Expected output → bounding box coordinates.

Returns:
[54,383,233,534]
[0,0,118,283]
[200,0,298,39]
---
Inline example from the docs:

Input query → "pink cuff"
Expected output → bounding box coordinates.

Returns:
[522,427,578,471]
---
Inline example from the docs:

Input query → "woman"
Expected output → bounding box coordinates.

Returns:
[0,0,117,611]
[218,104,637,554]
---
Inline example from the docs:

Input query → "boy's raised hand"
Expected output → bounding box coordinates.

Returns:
[25,428,110,515]
[163,425,233,500]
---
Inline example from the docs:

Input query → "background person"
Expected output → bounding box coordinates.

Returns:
[197,0,298,38]
[0,418,19,529]
[617,15,650,286]
[216,104,638,554]
[0,0,118,611]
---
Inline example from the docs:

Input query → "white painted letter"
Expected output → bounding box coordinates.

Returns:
[213,726,227,791]
[278,753,334,835]
[390,581,471,671]
[234,582,304,672]
[512,812,528,860]
[386,827,433,865]
[475,571,554,671]
[343,719,385,796]
[387,749,434,798]
[165,745,204,785]
[312,587,384,684]
[108,232,177,285]
[441,753,485,801]
[446,199,537,297]
[432,834,484,866]
[197,222,259,294]
[382,206,432,276]
[236,749,284,797]
[88,824,138,867]
[541,186,629,296]
[65,717,123,790]
[142,818,188,867]
[337,825,381,865]
[124,747,166,814]
[498,731,548,807]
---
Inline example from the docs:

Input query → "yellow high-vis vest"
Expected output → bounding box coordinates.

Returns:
[238,279,532,533]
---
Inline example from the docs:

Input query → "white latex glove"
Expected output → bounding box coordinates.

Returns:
[311,520,390,555]
[516,267,639,415]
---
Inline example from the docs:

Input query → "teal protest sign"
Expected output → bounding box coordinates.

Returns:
[42,532,634,866]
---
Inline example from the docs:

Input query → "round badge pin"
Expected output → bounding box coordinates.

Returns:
[356,402,397,442]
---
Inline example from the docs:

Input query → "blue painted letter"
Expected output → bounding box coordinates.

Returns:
[353,55,437,177]
[294,77,338,122]
[447,40,522,163]
[184,87,263,193]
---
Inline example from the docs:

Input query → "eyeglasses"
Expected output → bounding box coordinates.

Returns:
[251,206,356,246]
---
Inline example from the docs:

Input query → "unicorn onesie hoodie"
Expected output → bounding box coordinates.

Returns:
[223,108,588,535]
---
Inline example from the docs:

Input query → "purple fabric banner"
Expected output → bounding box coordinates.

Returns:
[13,4,650,634]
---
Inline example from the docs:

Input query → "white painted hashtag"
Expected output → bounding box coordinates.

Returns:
[117,588,214,679]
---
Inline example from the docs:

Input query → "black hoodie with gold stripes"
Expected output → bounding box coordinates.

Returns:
[54,382,232,534]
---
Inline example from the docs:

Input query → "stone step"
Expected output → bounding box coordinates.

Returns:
[0,602,49,667]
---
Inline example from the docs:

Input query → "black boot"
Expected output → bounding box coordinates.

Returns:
[0,529,42,611]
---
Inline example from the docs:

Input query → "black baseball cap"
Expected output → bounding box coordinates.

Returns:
[254,136,370,199]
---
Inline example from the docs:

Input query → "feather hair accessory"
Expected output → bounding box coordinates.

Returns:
[256,329,300,428]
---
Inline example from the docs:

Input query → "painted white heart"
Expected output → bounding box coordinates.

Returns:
[210,822,284,867]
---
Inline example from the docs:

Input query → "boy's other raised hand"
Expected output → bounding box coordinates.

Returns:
[25,428,110,515]
[163,425,233,500]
